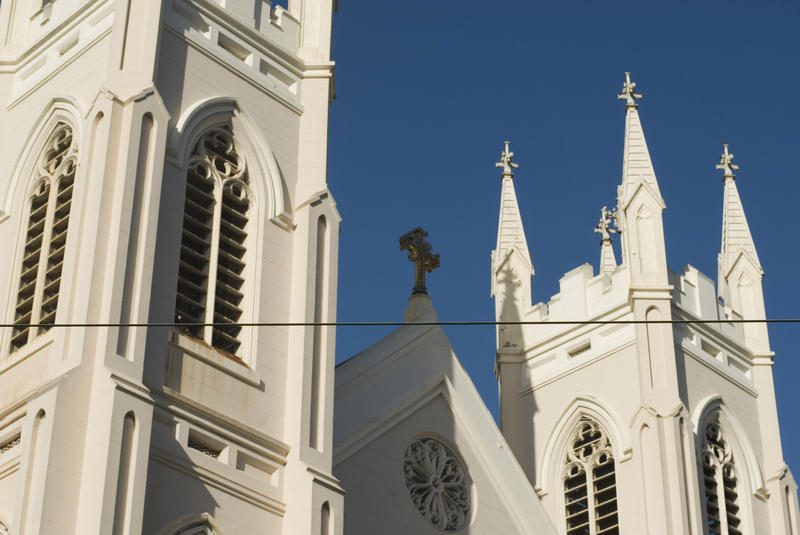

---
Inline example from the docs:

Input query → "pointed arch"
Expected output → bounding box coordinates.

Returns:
[154,513,226,535]
[170,97,292,362]
[693,395,763,535]
[562,417,620,534]
[321,501,332,535]
[172,97,291,227]
[4,106,82,354]
[1,97,83,222]
[538,395,630,497]
[692,395,766,497]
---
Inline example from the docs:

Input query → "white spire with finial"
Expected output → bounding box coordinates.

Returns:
[617,71,664,209]
[595,206,618,275]
[718,143,762,281]
[716,143,769,353]
[491,140,533,300]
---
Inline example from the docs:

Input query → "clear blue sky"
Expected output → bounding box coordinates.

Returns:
[328,1,800,472]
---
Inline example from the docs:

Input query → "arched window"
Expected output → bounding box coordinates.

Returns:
[699,418,742,535]
[174,125,250,358]
[562,418,619,535]
[9,123,77,353]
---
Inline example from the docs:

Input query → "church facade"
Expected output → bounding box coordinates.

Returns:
[334,74,800,535]
[490,74,800,535]
[0,0,798,534]
[0,0,341,533]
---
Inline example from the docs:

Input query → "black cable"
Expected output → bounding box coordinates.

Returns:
[3,318,800,328]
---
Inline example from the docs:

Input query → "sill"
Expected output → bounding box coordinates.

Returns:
[0,335,54,375]
[170,331,260,387]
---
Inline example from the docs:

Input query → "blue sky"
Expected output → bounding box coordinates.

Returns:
[328,1,800,471]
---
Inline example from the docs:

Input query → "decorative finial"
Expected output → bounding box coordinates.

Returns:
[617,72,642,108]
[399,227,440,296]
[495,140,519,178]
[716,143,739,179]
[594,206,619,242]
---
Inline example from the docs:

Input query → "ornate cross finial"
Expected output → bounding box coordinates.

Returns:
[716,143,739,179]
[495,140,519,178]
[399,227,440,296]
[617,72,642,108]
[594,206,619,241]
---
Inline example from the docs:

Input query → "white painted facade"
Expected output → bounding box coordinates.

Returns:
[334,75,800,535]
[493,75,800,534]
[0,0,341,533]
[334,295,559,535]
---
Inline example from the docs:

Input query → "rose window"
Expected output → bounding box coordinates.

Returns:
[403,437,471,531]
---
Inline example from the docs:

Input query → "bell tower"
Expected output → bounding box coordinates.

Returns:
[0,0,341,534]
[492,74,800,535]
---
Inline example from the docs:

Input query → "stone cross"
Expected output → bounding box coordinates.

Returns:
[399,227,440,296]
[716,143,739,179]
[617,72,642,108]
[495,140,519,178]
[594,206,619,241]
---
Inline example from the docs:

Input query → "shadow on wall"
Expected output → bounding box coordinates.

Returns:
[496,262,540,486]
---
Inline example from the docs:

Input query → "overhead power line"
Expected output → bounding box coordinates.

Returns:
[3,319,800,329]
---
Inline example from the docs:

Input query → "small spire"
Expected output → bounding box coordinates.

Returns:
[595,206,618,274]
[719,146,761,277]
[399,227,440,296]
[716,143,740,180]
[617,72,642,109]
[617,72,663,208]
[495,140,519,178]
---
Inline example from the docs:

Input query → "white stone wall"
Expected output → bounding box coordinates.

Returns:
[0,0,342,533]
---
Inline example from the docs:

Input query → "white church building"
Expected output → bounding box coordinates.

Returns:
[0,0,797,534]
[333,77,800,534]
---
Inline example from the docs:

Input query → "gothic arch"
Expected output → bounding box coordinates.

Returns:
[172,97,290,227]
[692,395,766,498]
[2,102,82,354]
[537,395,630,496]
[154,513,226,535]
[0,96,83,222]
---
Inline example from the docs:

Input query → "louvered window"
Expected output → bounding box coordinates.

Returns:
[563,418,619,535]
[9,123,77,354]
[175,126,250,358]
[700,420,743,535]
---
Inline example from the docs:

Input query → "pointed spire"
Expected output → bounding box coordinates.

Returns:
[617,72,664,209]
[718,143,762,276]
[493,141,533,279]
[595,206,618,275]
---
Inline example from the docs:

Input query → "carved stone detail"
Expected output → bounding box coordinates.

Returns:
[403,437,471,531]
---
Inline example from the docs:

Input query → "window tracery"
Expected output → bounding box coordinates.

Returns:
[174,125,250,358]
[9,122,76,354]
[403,436,471,531]
[699,419,743,535]
[562,418,619,535]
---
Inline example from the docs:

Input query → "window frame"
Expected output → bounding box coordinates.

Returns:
[698,416,744,535]
[174,119,260,365]
[5,121,77,357]
[561,417,620,535]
